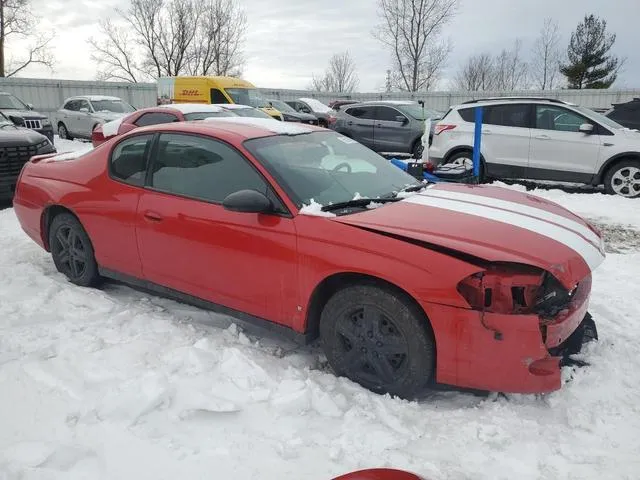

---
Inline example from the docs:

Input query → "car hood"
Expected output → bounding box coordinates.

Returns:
[0,123,49,144]
[332,184,605,290]
[0,109,47,119]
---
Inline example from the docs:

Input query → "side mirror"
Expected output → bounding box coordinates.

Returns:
[395,115,408,124]
[579,123,594,134]
[79,107,89,113]
[222,189,273,214]
[26,103,34,110]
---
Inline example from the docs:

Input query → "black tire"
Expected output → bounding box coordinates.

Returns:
[603,160,640,198]
[48,213,100,287]
[446,150,484,182]
[319,284,435,399]
[412,139,424,159]
[58,122,72,140]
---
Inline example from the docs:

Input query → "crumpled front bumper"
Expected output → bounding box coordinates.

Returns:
[421,276,595,394]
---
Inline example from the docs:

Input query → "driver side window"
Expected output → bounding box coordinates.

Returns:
[535,106,588,132]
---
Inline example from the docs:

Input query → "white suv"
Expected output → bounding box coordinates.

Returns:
[429,97,640,197]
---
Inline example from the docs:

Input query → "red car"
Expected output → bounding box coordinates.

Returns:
[14,117,605,398]
[91,103,236,147]
[333,468,425,480]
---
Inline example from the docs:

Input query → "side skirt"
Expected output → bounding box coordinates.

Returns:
[98,267,314,345]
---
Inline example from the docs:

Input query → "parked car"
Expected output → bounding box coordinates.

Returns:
[0,91,54,142]
[14,116,604,398]
[286,98,335,127]
[429,97,640,198]
[604,98,640,131]
[213,103,282,120]
[268,99,318,124]
[54,95,135,141]
[92,103,236,147]
[332,469,426,480]
[0,112,56,200]
[329,100,358,111]
[333,101,443,158]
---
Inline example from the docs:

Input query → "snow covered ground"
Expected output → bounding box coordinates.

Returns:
[1,138,640,480]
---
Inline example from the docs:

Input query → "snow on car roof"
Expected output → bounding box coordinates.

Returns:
[101,117,124,138]
[69,95,122,101]
[203,117,312,135]
[212,103,253,110]
[158,103,225,114]
[299,98,331,113]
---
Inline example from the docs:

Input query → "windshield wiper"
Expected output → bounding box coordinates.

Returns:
[382,183,430,199]
[321,197,399,212]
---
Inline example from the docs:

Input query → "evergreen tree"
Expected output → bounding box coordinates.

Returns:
[560,14,622,89]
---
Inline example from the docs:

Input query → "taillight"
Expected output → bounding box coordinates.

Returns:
[434,124,456,135]
[457,264,545,314]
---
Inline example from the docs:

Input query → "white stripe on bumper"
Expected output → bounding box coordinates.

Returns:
[403,195,605,272]
[423,188,601,246]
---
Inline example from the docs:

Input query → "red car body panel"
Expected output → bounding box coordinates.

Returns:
[13,121,605,394]
[332,468,424,480]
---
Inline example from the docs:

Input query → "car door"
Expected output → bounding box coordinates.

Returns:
[528,105,601,181]
[135,132,299,326]
[341,106,376,149]
[481,103,532,178]
[75,99,93,138]
[86,133,154,279]
[373,106,412,153]
[60,100,79,134]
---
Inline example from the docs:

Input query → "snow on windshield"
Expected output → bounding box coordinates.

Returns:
[299,98,331,113]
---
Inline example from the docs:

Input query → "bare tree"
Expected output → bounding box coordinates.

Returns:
[492,39,529,90]
[373,0,458,92]
[310,51,359,92]
[0,0,55,77]
[531,18,562,90]
[454,53,495,91]
[89,0,247,82]
[188,0,246,77]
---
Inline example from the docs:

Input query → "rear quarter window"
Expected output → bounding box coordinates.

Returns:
[458,108,475,122]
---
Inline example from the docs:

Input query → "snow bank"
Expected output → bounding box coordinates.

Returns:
[205,117,312,135]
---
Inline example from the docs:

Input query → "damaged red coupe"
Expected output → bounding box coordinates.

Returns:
[13,117,605,398]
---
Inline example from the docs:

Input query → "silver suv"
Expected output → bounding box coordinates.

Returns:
[332,101,442,158]
[429,97,640,197]
[54,96,136,140]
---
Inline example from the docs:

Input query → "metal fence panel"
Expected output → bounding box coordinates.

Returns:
[1,77,638,118]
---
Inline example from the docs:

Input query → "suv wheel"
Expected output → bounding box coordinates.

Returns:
[58,122,72,140]
[604,160,640,198]
[319,284,435,399]
[446,151,484,181]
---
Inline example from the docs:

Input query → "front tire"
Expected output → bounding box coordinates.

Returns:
[412,140,424,160]
[319,284,435,399]
[58,122,72,140]
[49,213,100,287]
[603,160,640,198]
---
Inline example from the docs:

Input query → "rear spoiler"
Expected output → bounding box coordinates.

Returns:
[30,152,60,164]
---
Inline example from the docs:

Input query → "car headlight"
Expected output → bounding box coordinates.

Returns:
[42,118,51,126]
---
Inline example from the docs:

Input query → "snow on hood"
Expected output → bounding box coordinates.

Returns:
[159,103,225,114]
[333,183,606,289]
[101,118,124,138]
[204,117,312,135]
[299,98,331,113]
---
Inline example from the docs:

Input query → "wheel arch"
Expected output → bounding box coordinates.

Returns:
[304,272,435,344]
[594,152,640,185]
[41,204,81,251]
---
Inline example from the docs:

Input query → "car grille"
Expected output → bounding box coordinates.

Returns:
[0,143,41,178]
[24,119,43,129]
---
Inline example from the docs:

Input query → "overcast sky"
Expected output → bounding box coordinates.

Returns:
[20,0,640,91]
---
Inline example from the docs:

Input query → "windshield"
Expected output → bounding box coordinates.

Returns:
[90,99,135,113]
[574,105,625,130]
[244,131,420,209]
[269,100,296,113]
[184,111,236,121]
[225,88,269,108]
[300,98,331,113]
[397,104,443,120]
[230,107,272,119]
[0,94,28,110]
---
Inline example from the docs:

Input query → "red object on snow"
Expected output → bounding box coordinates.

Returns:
[332,468,426,479]
[14,120,604,395]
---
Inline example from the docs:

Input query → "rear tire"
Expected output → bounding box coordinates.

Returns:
[446,150,484,182]
[48,213,100,287]
[603,160,640,198]
[319,284,435,399]
[412,140,424,160]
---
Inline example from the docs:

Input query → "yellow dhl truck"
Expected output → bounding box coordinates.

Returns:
[157,76,282,120]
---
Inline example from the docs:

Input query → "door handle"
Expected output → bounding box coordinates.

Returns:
[347,121,353,125]
[482,129,492,135]
[143,211,163,222]
[535,135,551,140]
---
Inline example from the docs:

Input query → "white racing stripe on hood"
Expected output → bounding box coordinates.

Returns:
[403,195,605,271]
[422,189,601,246]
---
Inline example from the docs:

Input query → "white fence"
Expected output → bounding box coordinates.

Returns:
[1,77,638,118]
